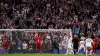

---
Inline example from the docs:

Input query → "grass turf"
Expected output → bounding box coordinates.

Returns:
[0,54,100,56]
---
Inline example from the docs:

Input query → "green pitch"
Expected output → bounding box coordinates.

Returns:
[0,54,100,56]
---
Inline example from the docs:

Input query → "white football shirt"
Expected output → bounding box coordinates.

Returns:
[85,38,93,46]
[79,41,85,47]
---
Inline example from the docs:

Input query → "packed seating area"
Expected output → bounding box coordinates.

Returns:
[0,0,100,35]
[0,0,100,29]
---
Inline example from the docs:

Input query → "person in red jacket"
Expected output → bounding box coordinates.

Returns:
[3,36,8,52]
[92,38,98,54]
[35,34,42,53]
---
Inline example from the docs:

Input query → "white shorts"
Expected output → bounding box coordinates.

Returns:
[79,46,85,50]
[86,45,92,48]
[68,45,73,49]
[63,45,67,49]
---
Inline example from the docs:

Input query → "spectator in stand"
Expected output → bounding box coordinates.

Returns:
[3,36,9,52]
[16,39,22,53]
[10,40,16,53]
[0,0,99,30]
[22,41,28,53]
[28,39,33,51]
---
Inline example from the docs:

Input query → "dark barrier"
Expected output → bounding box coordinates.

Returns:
[1,49,100,54]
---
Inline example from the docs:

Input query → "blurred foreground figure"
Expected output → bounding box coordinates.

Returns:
[65,37,74,55]
[85,37,93,56]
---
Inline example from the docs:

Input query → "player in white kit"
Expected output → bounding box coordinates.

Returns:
[62,35,69,49]
[0,36,2,50]
[78,39,85,53]
[65,37,74,55]
[85,37,93,56]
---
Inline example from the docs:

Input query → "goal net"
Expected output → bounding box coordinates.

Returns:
[0,29,72,52]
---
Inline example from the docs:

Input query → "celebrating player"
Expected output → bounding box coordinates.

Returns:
[85,37,93,56]
[78,39,85,53]
[65,37,74,55]
[3,36,9,52]
[62,34,69,50]
[35,33,42,53]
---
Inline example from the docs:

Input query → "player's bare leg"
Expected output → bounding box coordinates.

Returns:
[78,47,81,53]
[65,48,70,55]
[89,47,93,56]
[65,48,68,55]
[71,49,74,55]
[83,47,86,53]
[1,47,4,54]
[86,47,92,56]
[65,48,74,55]
[86,47,88,56]
[93,47,96,54]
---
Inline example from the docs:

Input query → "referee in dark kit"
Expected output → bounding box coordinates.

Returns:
[72,35,79,54]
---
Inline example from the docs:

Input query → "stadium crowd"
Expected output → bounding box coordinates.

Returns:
[0,0,100,29]
[0,0,100,54]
